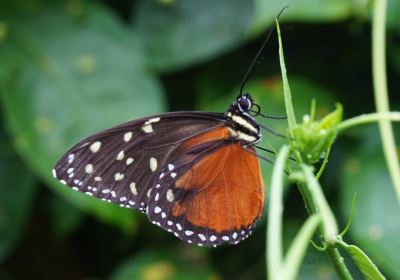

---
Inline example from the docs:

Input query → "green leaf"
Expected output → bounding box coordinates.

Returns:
[339,241,386,280]
[0,1,165,230]
[283,214,322,280]
[45,195,83,237]
[340,126,400,278]
[132,0,253,72]
[277,20,296,133]
[251,0,355,34]
[0,130,37,261]
[110,249,217,280]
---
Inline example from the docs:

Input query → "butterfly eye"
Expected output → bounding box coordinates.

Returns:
[237,95,253,112]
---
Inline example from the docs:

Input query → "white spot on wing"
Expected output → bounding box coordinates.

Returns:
[126,157,134,165]
[52,169,57,178]
[116,150,124,160]
[185,230,194,236]
[145,117,160,124]
[149,157,157,172]
[114,172,124,181]
[154,206,162,213]
[124,131,133,142]
[130,182,137,195]
[95,176,102,181]
[90,141,101,153]
[198,234,206,241]
[210,235,217,242]
[142,124,153,133]
[68,154,75,163]
[168,164,174,171]
[85,164,93,174]
[166,189,174,202]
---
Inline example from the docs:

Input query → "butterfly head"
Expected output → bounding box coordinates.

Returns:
[226,93,261,145]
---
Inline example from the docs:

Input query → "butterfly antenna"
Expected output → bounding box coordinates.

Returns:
[238,6,289,97]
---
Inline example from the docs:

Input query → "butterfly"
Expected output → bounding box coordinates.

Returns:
[52,14,287,247]
[52,92,267,247]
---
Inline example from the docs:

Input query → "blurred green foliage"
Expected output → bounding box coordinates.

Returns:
[0,0,399,279]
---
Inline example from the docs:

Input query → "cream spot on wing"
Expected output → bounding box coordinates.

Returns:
[116,150,124,160]
[126,157,134,165]
[185,230,194,236]
[124,132,132,142]
[198,234,206,241]
[114,173,124,181]
[145,117,160,124]
[68,154,75,163]
[149,157,157,172]
[166,189,174,202]
[130,182,137,195]
[85,164,93,174]
[94,176,102,181]
[90,141,101,153]
[142,124,153,133]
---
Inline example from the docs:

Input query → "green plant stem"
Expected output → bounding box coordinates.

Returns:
[316,145,331,180]
[293,168,353,280]
[372,0,400,202]
[326,247,353,280]
[335,112,400,133]
[267,145,290,280]
[301,165,338,243]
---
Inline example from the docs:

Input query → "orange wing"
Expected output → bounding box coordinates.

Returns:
[147,127,265,246]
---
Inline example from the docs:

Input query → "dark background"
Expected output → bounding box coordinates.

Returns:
[0,0,399,279]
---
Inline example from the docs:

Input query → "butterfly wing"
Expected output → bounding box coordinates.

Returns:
[53,112,226,211]
[146,127,265,246]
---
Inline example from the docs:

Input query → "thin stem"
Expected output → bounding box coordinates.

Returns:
[267,145,290,280]
[316,145,332,180]
[372,0,400,203]
[292,167,353,280]
[334,112,400,133]
[326,247,353,280]
[301,165,338,243]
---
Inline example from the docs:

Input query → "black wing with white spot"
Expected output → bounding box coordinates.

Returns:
[53,112,226,212]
